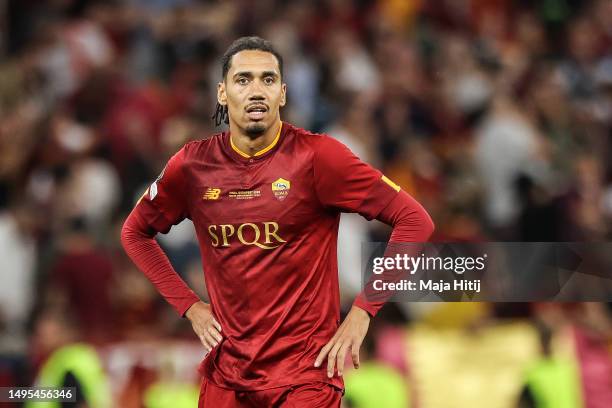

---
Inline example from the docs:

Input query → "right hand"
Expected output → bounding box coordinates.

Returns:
[185,301,222,352]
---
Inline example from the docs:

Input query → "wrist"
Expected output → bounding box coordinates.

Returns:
[352,296,377,318]
[351,305,371,321]
[185,300,206,321]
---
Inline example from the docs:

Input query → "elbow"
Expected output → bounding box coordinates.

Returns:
[422,211,435,241]
[120,211,150,252]
[120,217,133,253]
[121,211,155,253]
[389,206,435,243]
[385,191,436,243]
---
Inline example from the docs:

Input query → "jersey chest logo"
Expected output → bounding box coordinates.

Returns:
[271,178,290,201]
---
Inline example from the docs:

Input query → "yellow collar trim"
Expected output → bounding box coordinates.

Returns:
[230,122,283,158]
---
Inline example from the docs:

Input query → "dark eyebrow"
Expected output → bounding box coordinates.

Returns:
[232,71,279,79]
[233,71,253,79]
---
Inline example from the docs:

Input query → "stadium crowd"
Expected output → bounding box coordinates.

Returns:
[1,0,611,406]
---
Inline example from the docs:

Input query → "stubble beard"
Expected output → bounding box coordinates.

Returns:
[245,122,267,139]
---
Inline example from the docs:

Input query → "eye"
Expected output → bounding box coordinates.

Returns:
[264,76,275,85]
[237,77,249,85]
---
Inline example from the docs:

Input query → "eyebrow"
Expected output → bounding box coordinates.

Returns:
[233,71,279,79]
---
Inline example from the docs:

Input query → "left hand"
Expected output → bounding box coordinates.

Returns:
[314,305,371,377]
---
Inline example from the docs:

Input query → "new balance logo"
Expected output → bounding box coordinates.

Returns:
[203,188,221,200]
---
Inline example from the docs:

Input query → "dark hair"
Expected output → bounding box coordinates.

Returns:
[212,36,284,126]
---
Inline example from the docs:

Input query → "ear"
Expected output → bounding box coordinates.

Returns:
[217,82,227,106]
[279,83,287,107]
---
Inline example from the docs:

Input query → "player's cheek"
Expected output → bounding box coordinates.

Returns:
[228,89,243,108]
[272,86,283,105]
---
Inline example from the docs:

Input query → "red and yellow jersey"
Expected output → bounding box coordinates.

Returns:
[135,122,399,390]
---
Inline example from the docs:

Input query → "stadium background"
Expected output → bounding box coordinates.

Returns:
[1,0,612,406]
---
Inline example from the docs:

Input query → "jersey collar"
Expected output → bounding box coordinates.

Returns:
[226,122,284,162]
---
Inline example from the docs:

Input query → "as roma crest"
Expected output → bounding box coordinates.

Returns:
[271,178,290,201]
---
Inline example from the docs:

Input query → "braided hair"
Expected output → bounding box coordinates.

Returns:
[212,103,229,126]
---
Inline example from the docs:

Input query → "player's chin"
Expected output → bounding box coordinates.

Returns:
[245,121,267,137]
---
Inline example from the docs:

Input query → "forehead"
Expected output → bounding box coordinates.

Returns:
[228,50,280,76]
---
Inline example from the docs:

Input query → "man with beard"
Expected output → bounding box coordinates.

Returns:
[121,36,434,407]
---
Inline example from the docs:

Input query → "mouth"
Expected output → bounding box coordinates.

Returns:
[245,103,268,121]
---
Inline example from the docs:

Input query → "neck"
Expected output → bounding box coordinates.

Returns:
[229,118,282,157]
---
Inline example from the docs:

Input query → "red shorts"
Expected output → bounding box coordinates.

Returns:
[198,377,343,408]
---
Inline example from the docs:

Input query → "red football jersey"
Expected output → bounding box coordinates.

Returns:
[136,122,399,390]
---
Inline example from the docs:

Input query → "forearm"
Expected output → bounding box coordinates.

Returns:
[353,191,435,316]
[120,207,200,316]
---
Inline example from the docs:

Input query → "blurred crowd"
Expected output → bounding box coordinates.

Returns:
[1,0,612,406]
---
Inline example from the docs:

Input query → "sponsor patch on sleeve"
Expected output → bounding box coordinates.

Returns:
[149,182,158,200]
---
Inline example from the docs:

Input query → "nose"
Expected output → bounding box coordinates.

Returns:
[248,94,265,101]
[248,79,267,100]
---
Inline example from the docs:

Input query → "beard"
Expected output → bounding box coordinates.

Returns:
[245,122,267,138]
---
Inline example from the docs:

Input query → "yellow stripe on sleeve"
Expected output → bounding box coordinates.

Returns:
[382,175,401,192]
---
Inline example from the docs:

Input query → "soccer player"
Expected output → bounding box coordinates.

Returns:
[121,36,434,407]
